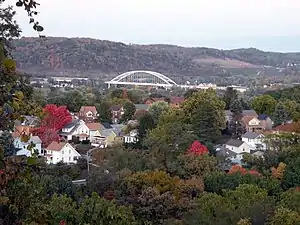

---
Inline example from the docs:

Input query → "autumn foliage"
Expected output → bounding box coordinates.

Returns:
[186,140,209,155]
[228,165,261,176]
[271,162,287,180]
[33,104,71,147]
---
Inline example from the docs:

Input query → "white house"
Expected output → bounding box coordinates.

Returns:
[124,129,139,144]
[14,135,43,157]
[45,141,81,164]
[241,132,266,150]
[225,139,252,154]
[60,120,90,141]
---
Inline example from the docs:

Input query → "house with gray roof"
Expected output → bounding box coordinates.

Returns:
[225,139,251,154]
[14,135,43,157]
[241,131,266,150]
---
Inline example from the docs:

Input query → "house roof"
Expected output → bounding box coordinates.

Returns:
[46,141,66,151]
[170,97,185,104]
[225,139,244,147]
[86,123,103,130]
[80,106,97,114]
[243,110,258,117]
[242,116,260,126]
[257,114,269,120]
[225,110,258,118]
[110,105,123,111]
[23,115,39,126]
[242,131,262,139]
[100,129,116,138]
[111,124,125,136]
[63,120,79,129]
[29,136,42,144]
[12,125,32,138]
[134,104,149,110]
[59,120,81,136]
[273,123,298,133]
[216,146,237,158]
[101,122,113,129]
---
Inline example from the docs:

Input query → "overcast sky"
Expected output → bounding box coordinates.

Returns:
[8,0,300,52]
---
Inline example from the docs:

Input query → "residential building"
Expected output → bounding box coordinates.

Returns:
[79,106,98,122]
[86,122,104,147]
[225,139,252,154]
[272,123,298,134]
[12,125,32,138]
[242,116,265,132]
[215,146,244,167]
[110,105,124,123]
[59,120,90,142]
[14,115,40,127]
[14,135,43,157]
[225,110,258,124]
[124,129,138,144]
[241,132,266,150]
[45,141,81,164]
[257,114,273,130]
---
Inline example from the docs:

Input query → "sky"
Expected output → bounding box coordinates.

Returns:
[7,0,300,52]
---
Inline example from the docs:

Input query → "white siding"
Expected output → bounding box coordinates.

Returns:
[46,144,81,164]
[225,142,251,154]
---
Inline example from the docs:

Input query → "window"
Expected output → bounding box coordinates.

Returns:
[62,150,64,154]
[69,157,71,161]
[243,148,245,151]
[69,149,71,154]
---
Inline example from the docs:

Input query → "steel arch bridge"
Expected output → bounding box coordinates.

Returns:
[105,70,177,88]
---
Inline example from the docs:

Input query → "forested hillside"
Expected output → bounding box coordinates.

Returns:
[11,37,300,79]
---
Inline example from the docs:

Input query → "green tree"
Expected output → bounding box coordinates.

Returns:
[168,153,218,179]
[282,99,300,121]
[250,94,277,115]
[269,207,300,225]
[184,89,198,99]
[183,89,226,143]
[223,87,238,110]
[279,188,300,213]
[145,122,197,168]
[96,101,112,123]
[283,157,300,189]
[229,99,246,138]
[80,192,137,225]
[137,113,155,146]
[273,101,290,126]
[110,88,124,99]
[149,101,171,125]
[121,101,136,122]
[183,192,234,225]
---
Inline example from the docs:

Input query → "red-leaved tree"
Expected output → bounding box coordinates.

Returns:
[34,105,71,147]
[186,140,209,155]
[228,165,261,176]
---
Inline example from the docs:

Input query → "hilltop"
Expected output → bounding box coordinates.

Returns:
[11,37,300,82]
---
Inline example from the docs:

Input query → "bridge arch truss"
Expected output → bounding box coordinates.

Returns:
[105,70,177,88]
